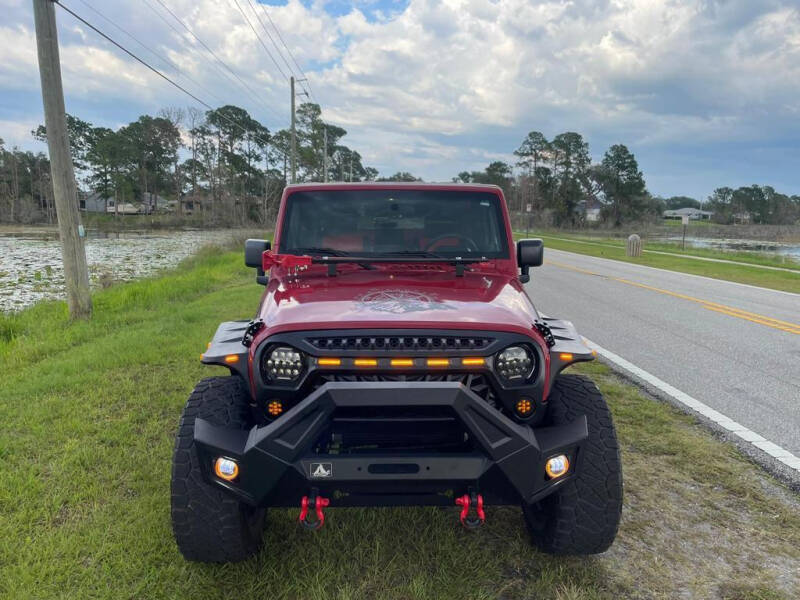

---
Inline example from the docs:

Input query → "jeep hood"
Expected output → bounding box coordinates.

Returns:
[257,269,539,336]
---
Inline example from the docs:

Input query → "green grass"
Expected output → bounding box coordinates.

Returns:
[1,250,799,599]
[518,232,800,293]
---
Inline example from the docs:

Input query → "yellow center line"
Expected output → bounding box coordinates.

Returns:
[545,259,800,336]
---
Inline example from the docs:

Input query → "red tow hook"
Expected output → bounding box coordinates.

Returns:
[455,492,485,529]
[299,494,330,530]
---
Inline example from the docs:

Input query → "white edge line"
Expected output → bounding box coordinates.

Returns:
[584,338,800,474]
[546,247,800,298]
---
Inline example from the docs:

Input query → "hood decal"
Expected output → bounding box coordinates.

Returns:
[355,289,457,314]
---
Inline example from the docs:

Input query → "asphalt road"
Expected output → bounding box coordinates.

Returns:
[525,248,800,457]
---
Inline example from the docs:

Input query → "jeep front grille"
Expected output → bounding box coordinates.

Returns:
[307,335,494,352]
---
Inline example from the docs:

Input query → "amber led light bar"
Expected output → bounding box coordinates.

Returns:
[315,357,486,368]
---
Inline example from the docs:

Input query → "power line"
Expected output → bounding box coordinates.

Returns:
[146,0,287,125]
[74,0,229,110]
[55,1,273,149]
[229,0,288,81]
[245,0,295,81]
[254,2,315,102]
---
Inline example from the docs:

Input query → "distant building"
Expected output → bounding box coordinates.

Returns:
[79,191,112,213]
[663,207,713,221]
[580,197,603,222]
[141,192,168,213]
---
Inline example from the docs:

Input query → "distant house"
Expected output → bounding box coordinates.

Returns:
[141,192,168,213]
[580,197,603,222]
[663,207,713,221]
[79,191,112,213]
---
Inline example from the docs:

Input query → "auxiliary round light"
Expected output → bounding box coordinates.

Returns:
[516,398,533,416]
[214,457,239,481]
[545,455,570,479]
[267,400,283,417]
[265,346,304,381]
[495,346,534,382]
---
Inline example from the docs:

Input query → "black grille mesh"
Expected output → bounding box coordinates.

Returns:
[307,335,493,352]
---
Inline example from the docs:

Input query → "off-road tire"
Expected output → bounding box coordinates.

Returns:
[522,374,622,554]
[171,376,265,563]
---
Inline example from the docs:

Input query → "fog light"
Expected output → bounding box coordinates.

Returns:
[516,398,533,416]
[214,457,239,481]
[267,400,283,416]
[545,455,569,479]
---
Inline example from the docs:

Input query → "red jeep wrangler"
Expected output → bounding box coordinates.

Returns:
[170,183,623,562]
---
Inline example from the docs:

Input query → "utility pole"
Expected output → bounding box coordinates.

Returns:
[323,127,328,183]
[33,0,92,319]
[290,76,296,183]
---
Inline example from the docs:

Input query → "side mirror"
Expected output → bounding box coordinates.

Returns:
[517,238,543,284]
[245,239,270,285]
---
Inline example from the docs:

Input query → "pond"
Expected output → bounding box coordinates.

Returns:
[0,229,254,313]
[656,236,800,262]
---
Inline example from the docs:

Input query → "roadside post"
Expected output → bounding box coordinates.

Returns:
[626,234,642,257]
[526,203,532,236]
[681,215,689,250]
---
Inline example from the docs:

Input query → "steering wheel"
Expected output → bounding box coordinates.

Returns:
[424,233,480,253]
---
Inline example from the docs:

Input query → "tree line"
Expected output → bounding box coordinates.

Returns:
[2,118,798,227]
[0,102,377,225]
[452,131,800,227]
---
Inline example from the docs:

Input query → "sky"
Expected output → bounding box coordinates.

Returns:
[1,0,798,201]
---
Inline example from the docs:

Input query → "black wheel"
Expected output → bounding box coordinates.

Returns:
[171,376,265,563]
[522,374,623,554]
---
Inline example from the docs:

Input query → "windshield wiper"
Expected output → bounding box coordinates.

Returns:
[289,247,376,272]
[374,250,481,276]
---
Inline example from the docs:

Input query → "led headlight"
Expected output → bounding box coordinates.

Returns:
[265,346,304,382]
[495,345,534,383]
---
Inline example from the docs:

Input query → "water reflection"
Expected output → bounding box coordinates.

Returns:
[656,236,800,261]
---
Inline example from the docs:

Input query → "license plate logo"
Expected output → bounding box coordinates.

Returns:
[310,463,332,478]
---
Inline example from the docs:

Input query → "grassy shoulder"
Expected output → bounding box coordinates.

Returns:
[517,232,800,293]
[1,251,798,600]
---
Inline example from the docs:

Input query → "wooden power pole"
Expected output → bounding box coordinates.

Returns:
[33,0,92,319]
[323,127,328,183]
[290,76,297,184]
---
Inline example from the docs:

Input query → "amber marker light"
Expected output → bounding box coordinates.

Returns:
[390,359,414,367]
[559,353,573,361]
[461,357,485,366]
[267,400,283,416]
[318,357,342,366]
[354,358,378,367]
[516,398,533,416]
[545,455,570,479]
[214,457,239,481]
[224,354,240,364]
[427,358,450,367]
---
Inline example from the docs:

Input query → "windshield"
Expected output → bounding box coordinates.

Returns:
[278,189,509,259]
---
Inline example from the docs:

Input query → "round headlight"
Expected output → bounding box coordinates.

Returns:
[495,345,534,383]
[264,346,304,382]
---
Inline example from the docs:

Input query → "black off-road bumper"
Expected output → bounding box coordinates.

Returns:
[193,382,587,507]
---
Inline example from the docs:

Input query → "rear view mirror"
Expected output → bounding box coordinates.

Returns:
[245,239,270,285]
[517,239,543,283]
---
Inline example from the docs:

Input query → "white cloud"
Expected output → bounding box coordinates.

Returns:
[0,0,798,196]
